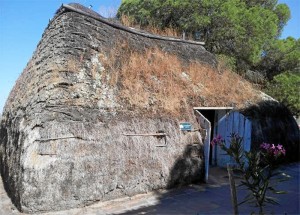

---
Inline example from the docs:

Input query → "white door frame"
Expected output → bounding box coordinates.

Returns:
[194,110,211,182]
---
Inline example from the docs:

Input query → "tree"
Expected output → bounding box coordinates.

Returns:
[266,71,300,117]
[258,37,299,115]
[259,37,300,79]
[118,0,290,71]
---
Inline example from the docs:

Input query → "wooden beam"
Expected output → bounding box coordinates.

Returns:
[227,164,239,215]
[193,107,234,110]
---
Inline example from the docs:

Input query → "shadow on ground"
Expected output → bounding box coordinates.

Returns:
[119,162,300,215]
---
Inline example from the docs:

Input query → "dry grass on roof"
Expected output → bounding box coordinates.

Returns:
[100,45,259,116]
[120,14,181,38]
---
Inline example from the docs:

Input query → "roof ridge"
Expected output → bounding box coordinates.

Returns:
[58,3,205,46]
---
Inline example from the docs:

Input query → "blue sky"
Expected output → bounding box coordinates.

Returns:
[0,0,299,114]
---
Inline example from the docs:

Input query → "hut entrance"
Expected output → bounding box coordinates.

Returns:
[194,107,233,181]
[194,107,252,181]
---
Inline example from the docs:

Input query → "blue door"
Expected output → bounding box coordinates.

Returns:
[214,111,251,167]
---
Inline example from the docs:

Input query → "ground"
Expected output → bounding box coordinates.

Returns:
[0,163,299,215]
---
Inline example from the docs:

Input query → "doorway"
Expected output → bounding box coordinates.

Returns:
[194,107,233,181]
[196,109,215,165]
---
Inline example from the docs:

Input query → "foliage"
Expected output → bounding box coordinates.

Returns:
[118,0,290,70]
[211,133,290,214]
[117,0,157,26]
[259,37,300,79]
[252,36,299,95]
[266,71,300,116]
[217,54,237,72]
[119,14,181,38]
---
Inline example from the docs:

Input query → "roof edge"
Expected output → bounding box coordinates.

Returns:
[59,3,206,46]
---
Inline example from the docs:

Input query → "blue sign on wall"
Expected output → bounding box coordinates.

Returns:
[179,122,192,131]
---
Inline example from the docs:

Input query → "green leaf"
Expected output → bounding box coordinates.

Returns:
[268,187,287,194]
[265,196,279,205]
[238,193,254,206]
[274,190,287,194]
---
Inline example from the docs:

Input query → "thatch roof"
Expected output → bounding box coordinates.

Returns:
[3,3,263,117]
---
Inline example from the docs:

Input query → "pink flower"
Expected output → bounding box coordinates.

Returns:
[277,144,283,150]
[260,143,286,158]
[260,143,270,150]
[211,134,224,146]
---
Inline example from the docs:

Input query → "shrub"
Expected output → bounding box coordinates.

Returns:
[266,71,300,117]
[212,133,290,214]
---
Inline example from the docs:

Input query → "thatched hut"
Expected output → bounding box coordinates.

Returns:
[1,3,297,213]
